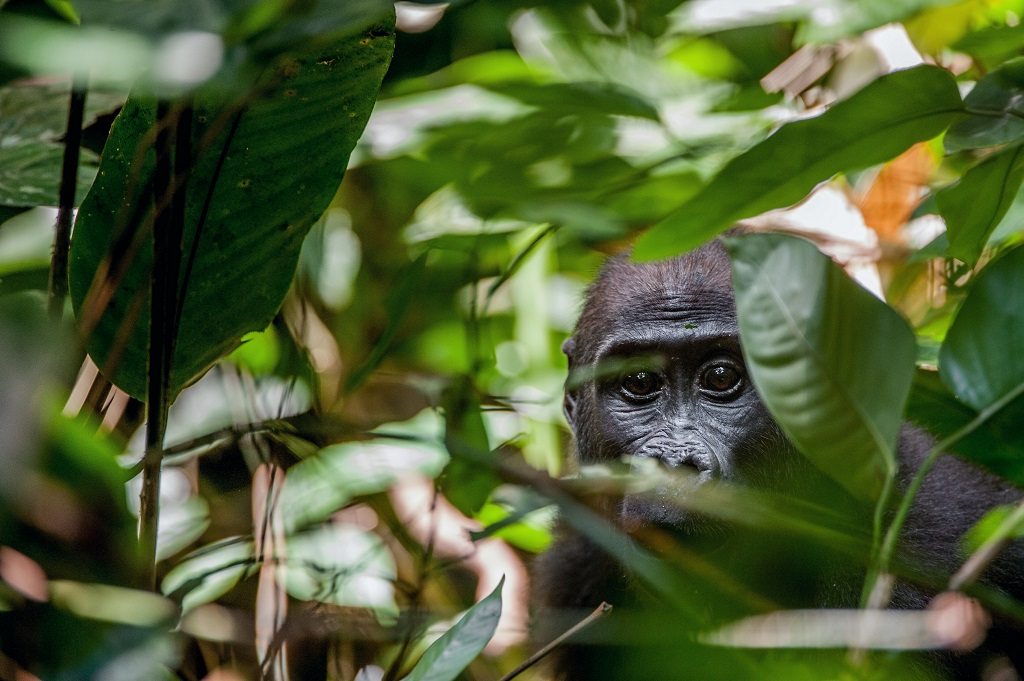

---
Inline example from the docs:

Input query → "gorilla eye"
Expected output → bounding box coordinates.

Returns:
[699,361,743,397]
[619,371,663,400]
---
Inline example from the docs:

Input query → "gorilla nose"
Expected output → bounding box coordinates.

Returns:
[662,451,710,474]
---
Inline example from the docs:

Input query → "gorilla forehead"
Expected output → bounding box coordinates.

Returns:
[573,241,736,359]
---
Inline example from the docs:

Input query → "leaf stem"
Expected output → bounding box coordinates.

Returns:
[139,101,190,589]
[950,499,1024,591]
[496,602,612,681]
[863,380,1024,606]
[48,77,87,319]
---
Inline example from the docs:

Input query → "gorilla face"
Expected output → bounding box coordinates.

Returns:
[562,241,797,530]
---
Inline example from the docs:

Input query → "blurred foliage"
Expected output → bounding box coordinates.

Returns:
[2,0,1024,680]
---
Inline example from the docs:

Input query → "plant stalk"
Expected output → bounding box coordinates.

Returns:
[48,78,87,319]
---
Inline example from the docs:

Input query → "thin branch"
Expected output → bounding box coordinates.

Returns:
[496,602,613,681]
[48,77,87,319]
[863,379,1024,607]
[950,499,1024,591]
[140,101,190,589]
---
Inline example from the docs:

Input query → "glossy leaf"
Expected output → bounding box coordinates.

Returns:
[727,233,916,499]
[937,144,1024,265]
[946,57,1024,152]
[69,18,395,400]
[402,578,503,681]
[939,245,1024,413]
[635,66,961,260]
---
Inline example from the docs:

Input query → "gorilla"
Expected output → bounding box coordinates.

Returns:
[533,238,1024,681]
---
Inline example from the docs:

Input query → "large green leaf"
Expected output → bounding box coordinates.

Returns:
[69,18,395,399]
[283,524,397,620]
[937,144,1024,265]
[401,578,503,681]
[945,57,1024,152]
[907,368,1024,484]
[939,245,1024,414]
[280,438,448,533]
[634,66,962,260]
[0,82,122,207]
[727,234,916,499]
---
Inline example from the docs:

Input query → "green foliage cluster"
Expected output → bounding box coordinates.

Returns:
[2,0,1024,679]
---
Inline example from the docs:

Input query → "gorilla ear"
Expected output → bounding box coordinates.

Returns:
[562,337,578,427]
[561,337,576,359]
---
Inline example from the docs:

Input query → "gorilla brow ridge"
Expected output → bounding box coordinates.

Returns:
[573,241,734,365]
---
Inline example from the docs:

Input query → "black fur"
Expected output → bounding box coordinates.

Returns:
[534,241,1024,680]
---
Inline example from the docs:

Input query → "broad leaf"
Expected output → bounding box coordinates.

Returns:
[283,524,397,621]
[937,144,1024,265]
[946,57,1024,152]
[0,82,122,207]
[280,438,448,533]
[727,234,916,499]
[69,18,395,399]
[906,368,1024,483]
[402,579,503,681]
[635,66,961,260]
[939,245,1024,414]
[161,536,255,613]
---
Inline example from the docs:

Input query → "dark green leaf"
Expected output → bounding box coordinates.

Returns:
[946,57,1024,152]
[635,66,962,260]
[937,145,1024,265]
[0,82,122,207]
[440,376,499,516]
[727,234,916,499]
[939,245,1024,413]
[69,19,395,400]
[401,578,503,681]
[905,368,1024,482]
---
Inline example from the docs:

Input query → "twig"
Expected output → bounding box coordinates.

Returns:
[496,602,613,681]
[140,101,190,589]
[383,484,441,681]
[950,499,1024,591]
[862,379,1024,608]
[48,77,87,319]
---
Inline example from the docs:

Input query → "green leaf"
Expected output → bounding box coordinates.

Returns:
[482,82,659,120]
[441,376,500,516]
[401,578,503,681]
[937,145,1024,265]
[283,524,397,620]
[939,245,1024,413]
[69,18,395,400]
[280,437,448,533]
[963,504,1024,554]
[161,536,255,613]
[0,82,122,207]
[634,65,962,260]
[946,57,1024,152]
[727,234,916,499]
